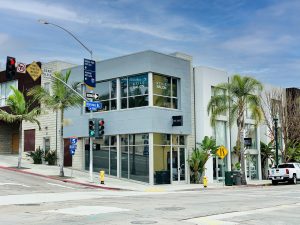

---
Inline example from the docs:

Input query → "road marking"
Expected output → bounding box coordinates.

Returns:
[46,182,75,189]
[185,203,300,225]
[44,206,130,215]
[0,182,30,188]
[0,191,169,206]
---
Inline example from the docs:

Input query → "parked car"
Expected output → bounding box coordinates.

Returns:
[268,163,300,185]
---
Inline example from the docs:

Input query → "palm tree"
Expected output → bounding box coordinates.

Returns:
[260,141,274,179]
[0,86,40,168]
[207,75,263,184]
[28,70,82,177]
[188,136,218,183]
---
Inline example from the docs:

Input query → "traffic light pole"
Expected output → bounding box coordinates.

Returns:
[89,107,94,182]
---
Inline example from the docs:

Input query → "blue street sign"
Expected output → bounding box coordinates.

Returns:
[70,137,77,145]
[86,101,102,111]
[84,59,96,88]
[70,149,75,156]
[69,144,77,150]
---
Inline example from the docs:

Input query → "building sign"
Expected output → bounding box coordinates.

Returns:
[16,62,26,74]
[43,67,52,79]
[84,58,96,88]
[172,115,183,126]
[244,138,252,147]
[27,62,42,81]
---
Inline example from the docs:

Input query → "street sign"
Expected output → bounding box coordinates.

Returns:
[84,59,96,88]
[70,137,78,145]
[27,61,42,81]
[69,144,77,156]
[86,101,102,111]
[86,92,99,100]
[216,146,228,159]
[16,62,26,73]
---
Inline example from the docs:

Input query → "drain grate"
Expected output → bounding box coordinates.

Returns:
[131,221,158,224]
[155,207,185,211]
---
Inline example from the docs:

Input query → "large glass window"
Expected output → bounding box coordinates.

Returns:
[121,74,148,109]
[153,74,179,109]
[85,136,117,176]
[153,133,186,184]
[213,121,227,181]
[245,124,257,149]
[86,79,117,112]
[211,86,226,116]
[120,133,149,182]
[0,80,18,107]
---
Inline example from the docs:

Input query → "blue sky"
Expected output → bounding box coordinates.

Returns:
[0,0,299,87]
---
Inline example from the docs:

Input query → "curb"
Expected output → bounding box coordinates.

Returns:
[0,165,124,191]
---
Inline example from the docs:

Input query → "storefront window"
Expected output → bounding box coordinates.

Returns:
[153,74,179,109]
[154,133,186,184]
[120,133,149,183]
[86,79,117,112]
[85,136,117,176]
[121,74,149,109]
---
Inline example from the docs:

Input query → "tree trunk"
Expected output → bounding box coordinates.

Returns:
[59,110,64,177]
[17,122,22,168]
[239,119,247,185]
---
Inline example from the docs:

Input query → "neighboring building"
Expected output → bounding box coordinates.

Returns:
[22,61,76,165]
[0,64,41,154]
[63,51,193,185]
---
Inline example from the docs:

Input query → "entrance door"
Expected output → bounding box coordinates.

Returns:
[171,147,186,183]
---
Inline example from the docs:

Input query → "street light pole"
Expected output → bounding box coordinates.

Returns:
[38,19,95,182]
[274,118,279,167]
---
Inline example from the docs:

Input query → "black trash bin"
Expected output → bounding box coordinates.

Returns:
[233,171,242,185]
[225,171,234,186]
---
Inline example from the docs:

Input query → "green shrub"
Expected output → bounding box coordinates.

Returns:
[27,147,44,164]
[45,150,57,165]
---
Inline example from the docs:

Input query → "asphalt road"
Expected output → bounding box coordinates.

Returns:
[0,168,299,225]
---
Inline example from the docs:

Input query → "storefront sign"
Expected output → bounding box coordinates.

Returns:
[172,115,183,126]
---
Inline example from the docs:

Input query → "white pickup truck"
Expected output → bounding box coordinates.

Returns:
[268,163,300,185]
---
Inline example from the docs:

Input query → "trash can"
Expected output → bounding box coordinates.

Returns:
[225,171,234,186]
[233,171,242,185]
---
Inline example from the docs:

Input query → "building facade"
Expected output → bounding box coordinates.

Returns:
[63,51,193,185]
[0,64,41,154]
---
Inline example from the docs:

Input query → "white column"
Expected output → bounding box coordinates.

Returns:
[148,72,153,107]
[117,134,120,178]
[149,133,154,185]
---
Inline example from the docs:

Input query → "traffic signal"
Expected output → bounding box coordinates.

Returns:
[97,119,105,137]
[88,119,96,137]
[6,56,16,80]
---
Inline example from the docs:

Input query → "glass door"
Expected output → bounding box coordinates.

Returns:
[171,147,186,183]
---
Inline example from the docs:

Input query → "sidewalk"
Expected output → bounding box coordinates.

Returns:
[0,155,271,192]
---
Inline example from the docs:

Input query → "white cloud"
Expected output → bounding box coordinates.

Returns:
[0,0,87,23]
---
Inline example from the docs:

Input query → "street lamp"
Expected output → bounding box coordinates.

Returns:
[38,19,95,182]
[273,118,279,167]
[38,19,93,59]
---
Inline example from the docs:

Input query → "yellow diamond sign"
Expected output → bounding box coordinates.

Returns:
[27,61,42,81]
[216,146,228,159]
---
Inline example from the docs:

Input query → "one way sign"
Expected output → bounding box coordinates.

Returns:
[86,92,99,100]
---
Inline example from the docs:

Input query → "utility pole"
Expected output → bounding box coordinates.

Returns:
[274,118,279,167]
[38,19,95,182]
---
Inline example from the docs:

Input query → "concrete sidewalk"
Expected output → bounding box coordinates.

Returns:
[0,155,271,192]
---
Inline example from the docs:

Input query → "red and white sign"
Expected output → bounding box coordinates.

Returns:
[17,62,26,73]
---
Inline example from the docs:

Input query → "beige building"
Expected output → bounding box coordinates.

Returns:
[22,61,76,164]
